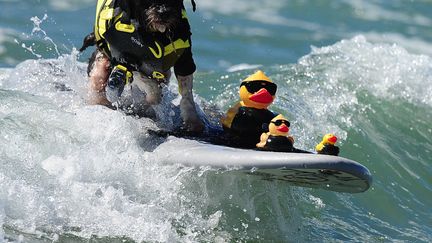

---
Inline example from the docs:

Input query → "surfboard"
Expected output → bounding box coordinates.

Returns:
[153,136,373,193]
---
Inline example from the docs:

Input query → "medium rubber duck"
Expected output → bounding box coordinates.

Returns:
[256,114,295,152]
[316,133,340,156]
[221,70,278,148]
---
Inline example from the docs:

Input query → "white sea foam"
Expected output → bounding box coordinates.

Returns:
[0,89,218,242]
[0,204,4,242]
[305,35,432,106]
[361,31,432,57]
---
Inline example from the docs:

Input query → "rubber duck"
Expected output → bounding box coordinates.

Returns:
[221,70,278,148]
[316,133,340,156]
[256,114,295,152]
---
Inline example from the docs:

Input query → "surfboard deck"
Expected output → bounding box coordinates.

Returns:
[154,136,373,193]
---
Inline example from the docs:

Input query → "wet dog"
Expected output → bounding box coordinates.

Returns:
[80,0,203,132]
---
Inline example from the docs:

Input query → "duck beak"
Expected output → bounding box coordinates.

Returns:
[249,88,273,104]
[328,135,337,144]
[277,124,289,133]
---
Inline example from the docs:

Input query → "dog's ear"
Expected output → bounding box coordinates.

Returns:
[79,32,96,52]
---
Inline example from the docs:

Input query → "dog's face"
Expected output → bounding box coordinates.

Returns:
[133,0,184,33]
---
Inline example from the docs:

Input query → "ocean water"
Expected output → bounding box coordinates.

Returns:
[0,0,431,242]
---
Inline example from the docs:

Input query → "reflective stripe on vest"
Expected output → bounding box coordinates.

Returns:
[95,0,114,42]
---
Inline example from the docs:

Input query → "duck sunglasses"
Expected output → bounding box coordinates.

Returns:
[271,119,290,127]
[240,81,277,95]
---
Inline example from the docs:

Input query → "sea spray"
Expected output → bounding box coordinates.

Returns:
[1,34,432,241]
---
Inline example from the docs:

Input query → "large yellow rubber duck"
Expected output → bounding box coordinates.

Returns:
[256,114,295,152]
[316,133,340,156]
[221,70,278,148]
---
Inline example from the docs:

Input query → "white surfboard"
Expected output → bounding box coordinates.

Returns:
[154,136,373,193]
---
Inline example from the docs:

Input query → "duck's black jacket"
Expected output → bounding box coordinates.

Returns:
[222,104,278,148]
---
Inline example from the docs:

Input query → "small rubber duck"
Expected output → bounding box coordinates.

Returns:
[256,114,295,152]
[221,70,278,148]
[315,133,340,156]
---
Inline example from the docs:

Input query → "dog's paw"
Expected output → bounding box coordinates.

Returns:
[180,98,204,132]
[184,116,204,133]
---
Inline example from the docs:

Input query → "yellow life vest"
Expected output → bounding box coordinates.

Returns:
[93,0,192,78]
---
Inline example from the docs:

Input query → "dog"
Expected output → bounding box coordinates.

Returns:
[80,0,203,132]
